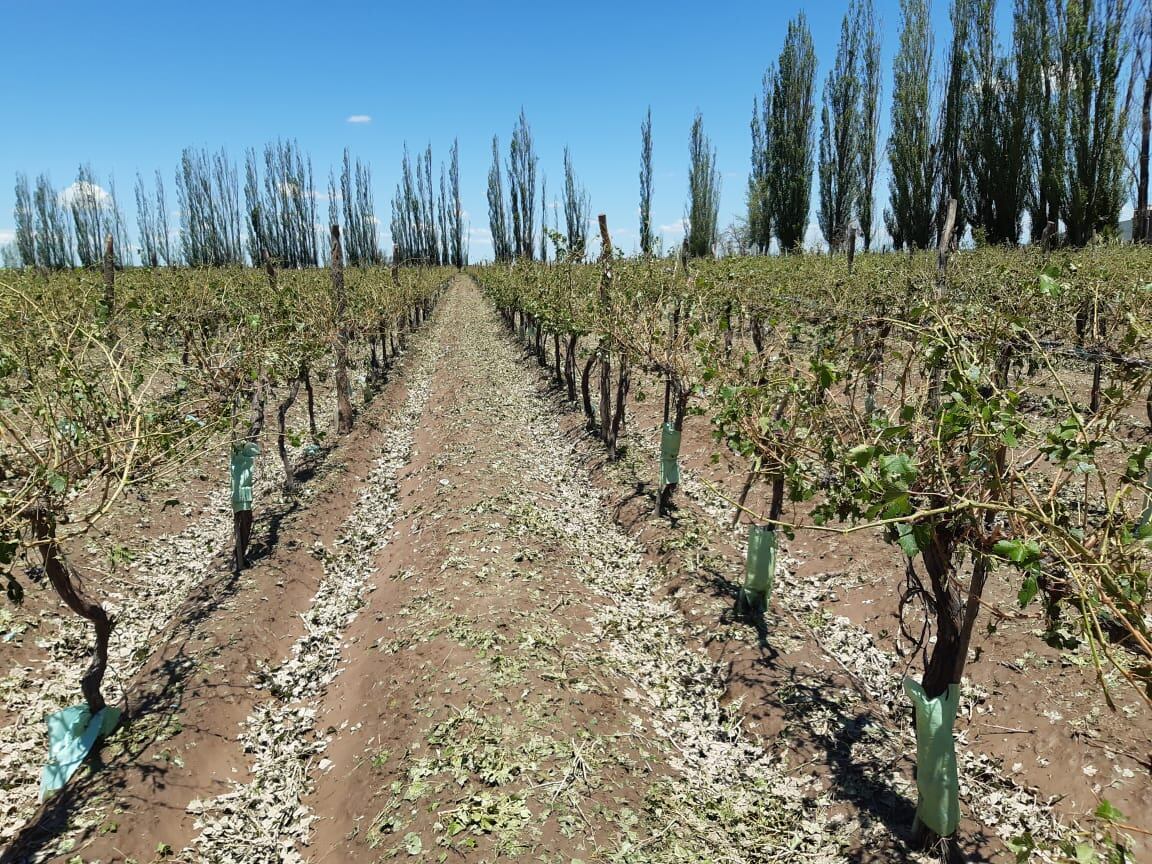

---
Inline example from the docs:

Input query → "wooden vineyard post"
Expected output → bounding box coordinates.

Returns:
[102,233,115,324]
[597,215,613,446]
[331,224,354,435]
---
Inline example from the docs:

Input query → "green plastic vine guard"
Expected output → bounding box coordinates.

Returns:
[39,704,121,800]
[230,441,260,514]
[903,678,961,837]
[738,525,777,613]
[659,423,681,487]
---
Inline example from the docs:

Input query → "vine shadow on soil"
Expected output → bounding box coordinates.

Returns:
[0,553,245,864]
[0,481,313,864]
[510,340,1001,864]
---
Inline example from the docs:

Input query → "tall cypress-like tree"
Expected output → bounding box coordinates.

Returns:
[748,91,772,253]
[887,0,937,249]
[563,147,591,258]
[967,0,1039,244]
[14,173,35,267]
[857,0,883,250]
[767,14,818,252]
[33,174,73,269]
[136,171,162,267]
[1028,0,1065,239]
[1060,0,1131,244]
[449,139,466,266]
[1133,0,1151,241]
[540,175,549,262]
[639,108,655,255]
[685,112,721,258]
[818,3,863,252]
[341,148,381,266]
[176,147,242,266]
[937,0,974,241]
[70,164,110,268]
[508,110,538,260]
[487,136,512,262]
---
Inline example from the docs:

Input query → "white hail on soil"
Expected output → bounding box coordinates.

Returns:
[185,325,437,864]
[450,285,850,863]
[625,420,1072,856]
[0,484,244,847]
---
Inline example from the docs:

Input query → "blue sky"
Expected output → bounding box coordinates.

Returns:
[0,0,1074,261]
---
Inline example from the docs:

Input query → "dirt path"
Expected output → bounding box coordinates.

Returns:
[288,278,847,862]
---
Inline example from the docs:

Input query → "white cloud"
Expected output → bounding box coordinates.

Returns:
[0,228,15,247]
[58,180,112,208]
[346,114,372,124]
[659,218,687,235]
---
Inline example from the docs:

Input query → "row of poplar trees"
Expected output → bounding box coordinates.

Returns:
[738,0,1150,253]
[485,110,594,262]
[389,140,467,267]
[9,143,388,269]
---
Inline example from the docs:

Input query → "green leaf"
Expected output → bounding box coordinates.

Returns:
[403,832,423,855]
[993,539,1041,564]
[47,471,67,494]
[1006,831,1036,863]
[896,523,921,557]
[1037,273,1063,298]
[1017,574,1039,609]
[1094,799,1124,823]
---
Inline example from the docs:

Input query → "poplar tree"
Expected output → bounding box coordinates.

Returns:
[70,164,110,268]
[1030,0,1065,239]
[14,174,35,267]
[967,0,1039,244]
[767,14,818,252]
[563,147,591,258]
[449,139,466,266]
[176,147,242,266]
[1133,0,1151,241]
[857,0,883,250]
[685,112,721,258]
[1060,0,1131,244]
[639,108,655,255]
[342,148,381,265]
[33,174,73,269]
[818,3,863,252]
[937,0,974,241]
[540,175,549,262]
[887,0,937,250]
[747,91,772,253]
[509,110,538,260]
[487,136,512,262]
[135,171,161,267]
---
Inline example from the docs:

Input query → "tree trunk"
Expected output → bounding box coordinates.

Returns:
[302,367,318,440]
[23,508,112,715]
[581,354,597,424]
[277,375,303,492]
